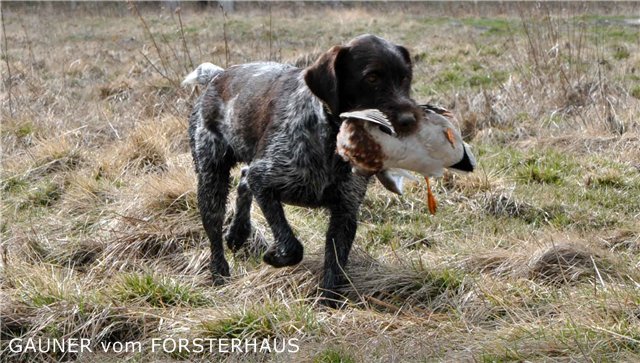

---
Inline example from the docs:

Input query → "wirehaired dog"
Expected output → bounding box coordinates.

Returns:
[185,34,423,306]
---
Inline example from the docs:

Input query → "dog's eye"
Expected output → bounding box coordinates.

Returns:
[365,73,380,84]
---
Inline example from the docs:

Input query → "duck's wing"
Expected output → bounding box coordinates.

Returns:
[340,109,396,136]
[420,104,461,148]
[375,169,418,195]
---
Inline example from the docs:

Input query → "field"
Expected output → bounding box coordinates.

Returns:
[1,2,639,362]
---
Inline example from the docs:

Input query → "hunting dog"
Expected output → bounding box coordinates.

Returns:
[185,34,422,306]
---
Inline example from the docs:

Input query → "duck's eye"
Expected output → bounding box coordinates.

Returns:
[365,73,380,84]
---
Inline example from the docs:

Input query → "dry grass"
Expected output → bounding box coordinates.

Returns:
[1,2,639,362]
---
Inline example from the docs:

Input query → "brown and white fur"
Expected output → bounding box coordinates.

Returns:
[185,34,427,306]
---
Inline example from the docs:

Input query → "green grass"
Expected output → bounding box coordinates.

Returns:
[418,267,465,295]
[515,150,578,185]
[313,348,356,363]
[15,122,35,137]
[596,27,639,43]
[613,45,631,60]
[517,163,563,185]
[21,289,66,307]
[461,17,517,35]
[1,175,28,193]
[202,311,277,340]
[467,71,508,87]
[24,181,64,208]
[433,64,508,90]
[114,274,210,308]
[201,303,319,340]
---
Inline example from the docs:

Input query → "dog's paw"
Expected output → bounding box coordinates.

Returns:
[210,260,231,286]
[263,241,303,268]
[225,222,252,252]
[212,274,229,286]
[318,289,348,309]
[233,230,269,261]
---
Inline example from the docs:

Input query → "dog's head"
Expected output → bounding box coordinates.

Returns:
[304,34,420,135]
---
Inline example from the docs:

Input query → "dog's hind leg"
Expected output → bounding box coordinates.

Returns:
[194,129,235,285]
[225,166,253,252]
[189,81,238,284]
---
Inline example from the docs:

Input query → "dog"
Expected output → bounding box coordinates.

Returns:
[184,34,424,306]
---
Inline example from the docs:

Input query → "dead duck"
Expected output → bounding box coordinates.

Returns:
[337,104,476,214]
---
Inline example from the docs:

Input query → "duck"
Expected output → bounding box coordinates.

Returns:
[337,104,476,214]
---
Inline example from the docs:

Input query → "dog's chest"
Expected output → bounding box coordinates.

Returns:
[262,111,349,206]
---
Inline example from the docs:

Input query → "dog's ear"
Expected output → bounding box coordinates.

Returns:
[304,45,347,115]
[396,45,412,68]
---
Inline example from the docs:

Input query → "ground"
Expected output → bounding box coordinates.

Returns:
[1,2,639,362]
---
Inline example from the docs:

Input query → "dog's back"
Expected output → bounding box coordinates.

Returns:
[189,62,328,164]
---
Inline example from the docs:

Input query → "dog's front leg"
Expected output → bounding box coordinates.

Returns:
[320,204,358,307]
[318,174,368,307]
[247,165,304,268]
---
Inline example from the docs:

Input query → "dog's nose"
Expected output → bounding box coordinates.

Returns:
[397,112,416,129]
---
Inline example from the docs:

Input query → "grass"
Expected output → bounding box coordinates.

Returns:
[313,349,356,363]
[25,181,63,208]
[1,2,639,362]
[515,150,578,185]
[461,17,516,36]
[201,303,319,340]
[114,274,210,308]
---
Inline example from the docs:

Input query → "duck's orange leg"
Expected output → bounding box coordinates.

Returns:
[425,177,437,215]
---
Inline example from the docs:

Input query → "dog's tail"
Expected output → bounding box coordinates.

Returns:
[182,63,224,87]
